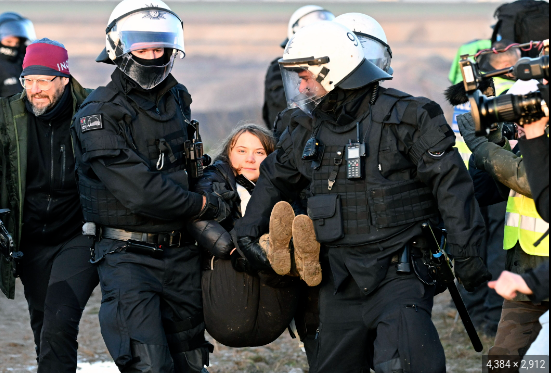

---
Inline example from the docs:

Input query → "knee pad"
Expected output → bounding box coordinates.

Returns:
[119,342,173,373]
[173,347,210,373]
[375,358,403,373]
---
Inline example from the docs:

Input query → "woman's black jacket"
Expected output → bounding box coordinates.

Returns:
[190,160,241,259]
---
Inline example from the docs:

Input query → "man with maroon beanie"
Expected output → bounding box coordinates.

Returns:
[0,38,98,372]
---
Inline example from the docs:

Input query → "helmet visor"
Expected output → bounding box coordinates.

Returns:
[292,11,335,35]
[280,65,329,117]
[117,52,176,90]
[110,10,184,58]
[0,19,36,41]
[357,35,392,73]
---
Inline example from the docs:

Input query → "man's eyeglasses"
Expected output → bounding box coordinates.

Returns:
[19,76,58,91]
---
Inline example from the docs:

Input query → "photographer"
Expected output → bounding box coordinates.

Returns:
[518,102,549,222]
[457,77,549,360]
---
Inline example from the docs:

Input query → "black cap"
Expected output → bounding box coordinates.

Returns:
[338,58,393,90]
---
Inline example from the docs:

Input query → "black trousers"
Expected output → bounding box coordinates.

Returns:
[95,239,210,373]
[202,258,300,348]
[19,234,99,373]
[312,266,446,373]
[459,202,507,335]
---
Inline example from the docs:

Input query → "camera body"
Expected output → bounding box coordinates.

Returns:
[460,40,549,135]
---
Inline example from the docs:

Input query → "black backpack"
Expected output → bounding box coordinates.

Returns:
[492,0,549,55]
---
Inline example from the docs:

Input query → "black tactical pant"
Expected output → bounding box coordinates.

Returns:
[19,234,99,373]
[459,203,508,336]
[95,239,210,373]
[312,266,446,373]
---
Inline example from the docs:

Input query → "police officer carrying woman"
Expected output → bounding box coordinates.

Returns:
[235,21,491,373]
[72,1,228,371]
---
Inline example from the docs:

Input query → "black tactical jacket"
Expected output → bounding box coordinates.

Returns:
[72,69,204,233]
[0,53,23,98]
[236,85,485,293]
[262,57,287,130]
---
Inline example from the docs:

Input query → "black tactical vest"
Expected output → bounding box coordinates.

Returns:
[76,84,192,231]
[307,89,439,248]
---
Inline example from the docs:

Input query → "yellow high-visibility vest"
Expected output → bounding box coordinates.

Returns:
[455,137,472,168]
[504,189,549,256]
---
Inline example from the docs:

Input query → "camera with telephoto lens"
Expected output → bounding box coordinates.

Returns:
[460,40,549,136]
[185,120,212,179]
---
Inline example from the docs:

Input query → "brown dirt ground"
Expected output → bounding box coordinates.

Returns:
[0,2,506,372]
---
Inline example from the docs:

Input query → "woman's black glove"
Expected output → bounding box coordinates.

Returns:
[188,220,234,260]
[230,249,257,276]
[212,182,239,204]
[454,256,493,292]
[236,236,272,272]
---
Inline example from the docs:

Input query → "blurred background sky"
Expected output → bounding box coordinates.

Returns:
[0,1,513,150]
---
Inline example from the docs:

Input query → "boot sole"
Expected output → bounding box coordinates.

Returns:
[268,201,295,275]
[293,215,322,287]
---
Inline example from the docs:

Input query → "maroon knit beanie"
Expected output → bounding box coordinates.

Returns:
[21,38,70,77]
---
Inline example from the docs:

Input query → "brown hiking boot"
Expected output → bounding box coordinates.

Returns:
[265,201,295,275]
[293,215,322,287]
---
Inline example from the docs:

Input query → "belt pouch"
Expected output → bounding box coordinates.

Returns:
[307,194,344,243]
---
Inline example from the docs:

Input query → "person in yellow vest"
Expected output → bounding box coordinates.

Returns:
[448,40,520,336]
[457,78,549,360]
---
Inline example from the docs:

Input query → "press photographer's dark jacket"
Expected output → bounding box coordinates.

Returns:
[236,85,485,293]
[0,78,91,247]
[72,69,203,233]
[519,134,549,223]
[0,79,91,298]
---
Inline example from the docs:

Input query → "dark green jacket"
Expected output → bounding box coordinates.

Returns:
[0,78,91,299]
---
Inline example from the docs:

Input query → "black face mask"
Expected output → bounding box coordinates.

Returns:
[131,50,171,67]
[0,43,20,62]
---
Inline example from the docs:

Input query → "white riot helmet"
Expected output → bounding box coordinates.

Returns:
[96,0,185,90]
[335,13,393,75]
[281,5,335,48]
[279,21,392,116]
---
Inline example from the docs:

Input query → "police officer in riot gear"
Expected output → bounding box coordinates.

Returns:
[0,12,36,97]
[262,5,335,130]
[72,1,226,371]
[235,21,491,373]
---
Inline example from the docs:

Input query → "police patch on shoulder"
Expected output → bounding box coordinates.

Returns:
[80,115,103,133]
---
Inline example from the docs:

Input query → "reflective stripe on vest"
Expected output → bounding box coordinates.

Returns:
[456,140,472,169]
[504,189,549,256]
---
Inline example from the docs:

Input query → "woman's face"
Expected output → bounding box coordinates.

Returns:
[229,132,268,182]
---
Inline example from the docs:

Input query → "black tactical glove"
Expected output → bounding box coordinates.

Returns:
[454,256,493,292]
[197,192,231,223]
[236,236,272,272]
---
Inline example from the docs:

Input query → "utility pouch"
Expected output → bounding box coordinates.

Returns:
[125,240,164,259]
[307,194,344,243]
